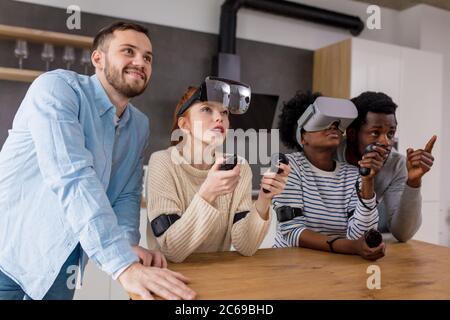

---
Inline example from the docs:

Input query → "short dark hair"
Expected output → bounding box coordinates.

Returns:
[92,21,150,51]
[349,91,398,130]
[278,91,321,151]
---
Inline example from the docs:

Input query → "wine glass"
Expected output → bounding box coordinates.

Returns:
[80,48,91,74]
[62,46,76,70]
[41,43,55,71]
[14,39,28,69]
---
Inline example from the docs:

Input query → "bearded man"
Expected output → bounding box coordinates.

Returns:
[0,21,195,301]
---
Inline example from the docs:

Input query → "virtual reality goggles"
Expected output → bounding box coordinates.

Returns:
[177,76,251,116]
[296,96,358,143]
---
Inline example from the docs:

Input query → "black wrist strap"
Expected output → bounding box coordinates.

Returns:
[233,210,250,224]
[275,206,303,222]
[326,236,342,253]
[151,213,181,237]
[355,181,378,211]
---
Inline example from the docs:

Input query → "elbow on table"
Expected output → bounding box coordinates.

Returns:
[390,225,420,243]
[165,252,188,263]
[159,243,190,263]
[391,230,414,243]
[237,246,259,257]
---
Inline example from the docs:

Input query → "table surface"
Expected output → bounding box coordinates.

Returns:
[131,240,450,300]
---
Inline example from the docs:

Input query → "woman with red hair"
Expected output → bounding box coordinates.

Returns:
[146,81,290,263]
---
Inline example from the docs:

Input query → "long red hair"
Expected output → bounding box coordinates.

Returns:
[170,86,199,146]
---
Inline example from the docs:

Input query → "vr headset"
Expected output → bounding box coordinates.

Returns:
[177,76,251,116]
[296,96,358,144]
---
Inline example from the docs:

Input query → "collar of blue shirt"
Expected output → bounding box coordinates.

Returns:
[91,74,131,128]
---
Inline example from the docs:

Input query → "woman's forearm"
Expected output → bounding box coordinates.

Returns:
[360,177,375,199]
[255,192,271,220]
[299,229,356,254]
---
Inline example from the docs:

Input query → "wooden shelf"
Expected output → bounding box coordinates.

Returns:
[0,67,42,83]
[0,24,93,83]
[0,24,93,48]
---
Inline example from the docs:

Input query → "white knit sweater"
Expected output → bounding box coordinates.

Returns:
[146,146,271,262]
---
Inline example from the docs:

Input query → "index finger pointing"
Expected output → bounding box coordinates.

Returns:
[424,135,437,153]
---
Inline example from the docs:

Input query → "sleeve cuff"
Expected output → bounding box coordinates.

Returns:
[193,193,221,216]
[91,239,139,277]
[112,264,132,280]
[403,183,422,196]
[249,203,271,226]
[359,194,377,206]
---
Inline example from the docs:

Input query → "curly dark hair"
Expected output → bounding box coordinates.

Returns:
[349,91,398,131]
[277,91,321,151]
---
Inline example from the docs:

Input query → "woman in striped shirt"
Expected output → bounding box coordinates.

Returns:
[273,92,385,260]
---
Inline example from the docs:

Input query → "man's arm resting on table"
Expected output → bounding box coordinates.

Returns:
[383,155,422,242]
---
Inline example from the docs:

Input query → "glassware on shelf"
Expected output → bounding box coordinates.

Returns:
[80,48,91,75]
[14,39,28,69]
[62,46,76,70]
[41,43,55,71]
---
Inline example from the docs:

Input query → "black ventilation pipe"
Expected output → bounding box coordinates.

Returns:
[214,0,364,80]
[219,0,364,54]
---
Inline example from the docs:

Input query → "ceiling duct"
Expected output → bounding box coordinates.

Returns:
[214,0,364,81]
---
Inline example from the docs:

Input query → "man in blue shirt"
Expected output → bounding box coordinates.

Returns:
[0,21,195,300]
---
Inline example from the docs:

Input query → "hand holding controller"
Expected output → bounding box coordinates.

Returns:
[219,154,238,171]
[359,143,389,177]
[359,144,375,176]
[364,228,383,248]
[263,153,289,194]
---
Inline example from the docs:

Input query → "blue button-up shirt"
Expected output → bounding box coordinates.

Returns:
[0,70,149,299]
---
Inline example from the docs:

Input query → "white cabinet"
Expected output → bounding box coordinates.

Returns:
[397,47,442,203]
[314,38,444,244]
[413,201,442,245]
[351,39,402,105]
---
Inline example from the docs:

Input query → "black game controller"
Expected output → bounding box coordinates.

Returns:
[359,143,388,176]
[359,144,375,176]
[219,154,238,171]
[359,143,389,176]
[364,228,383,248]
[263,153,289,193]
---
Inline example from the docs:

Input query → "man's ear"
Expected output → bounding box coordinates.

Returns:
[91,49,104,70]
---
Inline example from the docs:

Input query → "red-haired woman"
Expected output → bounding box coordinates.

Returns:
[146,82,290,263]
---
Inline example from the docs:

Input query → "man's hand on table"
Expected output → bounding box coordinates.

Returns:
[132,245,167,268]
[119,262,196,300]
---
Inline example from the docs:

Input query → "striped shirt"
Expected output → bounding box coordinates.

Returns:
[273,152,378,248]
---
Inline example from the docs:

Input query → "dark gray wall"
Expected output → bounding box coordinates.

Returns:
[0,0,312,187]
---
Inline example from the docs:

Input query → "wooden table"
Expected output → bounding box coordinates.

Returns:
[131,240,450,299]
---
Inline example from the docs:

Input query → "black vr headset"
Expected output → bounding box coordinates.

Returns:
[177,76,251,116]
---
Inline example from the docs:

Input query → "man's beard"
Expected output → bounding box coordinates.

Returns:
[104,57,148,98]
